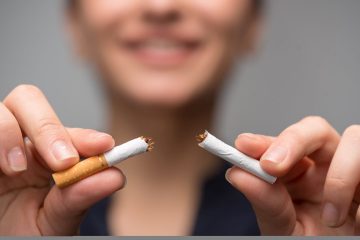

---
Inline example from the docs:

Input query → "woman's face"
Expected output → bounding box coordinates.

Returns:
[69,0,257,107]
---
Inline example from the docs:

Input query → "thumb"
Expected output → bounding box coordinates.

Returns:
[37,167,125,235]
[230,133,297,235]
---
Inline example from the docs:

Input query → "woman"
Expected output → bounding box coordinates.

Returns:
[0,0,359,236]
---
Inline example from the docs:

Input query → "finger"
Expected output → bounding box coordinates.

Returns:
[235,133,311,183]
[260,116,339,177]
[3,85,79,171]
[67,128,115,157]
[322,125,360,228]
[235,133,274,159]
[226,167,298,235]
[20,129,115,177]
[0,102,27,175]
[37,167,125,235]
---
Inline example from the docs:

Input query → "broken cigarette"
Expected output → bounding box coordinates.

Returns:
[52,136,154,188]
[196,130,277,184]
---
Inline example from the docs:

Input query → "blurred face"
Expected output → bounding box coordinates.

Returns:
[69,0,258,107]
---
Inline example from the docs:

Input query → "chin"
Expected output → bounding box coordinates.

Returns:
[118,83,204,109]
[105,70,209,108]
[132,89,198,108]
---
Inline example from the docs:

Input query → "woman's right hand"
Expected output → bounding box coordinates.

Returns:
[0,85,126,236]
[227,116,359,235]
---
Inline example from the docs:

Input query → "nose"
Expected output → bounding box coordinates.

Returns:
[142,0,180,25]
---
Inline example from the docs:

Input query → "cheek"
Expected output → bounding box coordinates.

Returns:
[79,0,135,29]
[76,0,250,106]
[187,0,250,30]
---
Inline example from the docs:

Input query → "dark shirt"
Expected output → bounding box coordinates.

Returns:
[80,164,260,236]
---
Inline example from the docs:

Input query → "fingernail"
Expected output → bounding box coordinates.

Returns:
[261,145,288,164]
[51,140,78,161]
[322,202,340,227]
[237,133,257,140]
[91,131,112,139]
[7,147,27,172]
[225,168,233,184]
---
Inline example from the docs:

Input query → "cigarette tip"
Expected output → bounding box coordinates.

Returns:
[142,136,155,152]
[195,130,208,143]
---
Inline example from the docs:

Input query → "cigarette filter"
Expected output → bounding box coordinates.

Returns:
[52,136,154,188]
[197,130,277,184]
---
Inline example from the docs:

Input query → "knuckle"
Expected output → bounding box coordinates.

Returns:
[326,175,350,191]
[282,127,304,145]
[36,117,63,137]
[301,115,334,139]
[5,84,43,103]
[302,115,330,128]
[343,125,360,138]
[13,84,42,96]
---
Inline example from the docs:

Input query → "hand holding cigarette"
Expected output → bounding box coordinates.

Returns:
[196,130,277,184]
[217,117,360,235]
[52,136,154,188]
[0,85,150,235]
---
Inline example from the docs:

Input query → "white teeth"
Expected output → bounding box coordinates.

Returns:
[141,39,184,50]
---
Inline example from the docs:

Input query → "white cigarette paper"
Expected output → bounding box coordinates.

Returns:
[198,131,277,184]
[104,137,149,166]
[52,136,154,188]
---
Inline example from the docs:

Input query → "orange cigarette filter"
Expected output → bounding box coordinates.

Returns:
[52,136,154,188]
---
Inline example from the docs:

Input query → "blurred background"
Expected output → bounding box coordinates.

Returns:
[0,0,359,143]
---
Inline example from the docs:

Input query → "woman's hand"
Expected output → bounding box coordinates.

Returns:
[227,116,360,235]
[0,85,126,235]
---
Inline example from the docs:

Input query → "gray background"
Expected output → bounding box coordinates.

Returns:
[0,0,359,142]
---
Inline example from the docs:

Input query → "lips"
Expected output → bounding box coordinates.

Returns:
[119,34,203,67]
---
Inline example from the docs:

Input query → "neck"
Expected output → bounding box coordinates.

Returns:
[105,92,221,183]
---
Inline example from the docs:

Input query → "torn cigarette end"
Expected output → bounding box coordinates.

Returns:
[142,136,155,151]
[195,131,208,143]
[52,136,153,189]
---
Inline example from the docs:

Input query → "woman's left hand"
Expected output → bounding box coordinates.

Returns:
[227,116,360,235]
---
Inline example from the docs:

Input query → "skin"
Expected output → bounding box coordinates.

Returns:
[0,86,125,235]
[0,0,359,236]
[228,117,360,235]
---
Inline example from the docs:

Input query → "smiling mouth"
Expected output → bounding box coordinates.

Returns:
[120,37,203,67]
